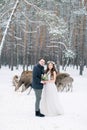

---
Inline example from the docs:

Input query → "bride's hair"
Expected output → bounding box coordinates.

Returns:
[45,61,57,77]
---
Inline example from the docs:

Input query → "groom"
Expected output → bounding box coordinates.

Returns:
[32,58,45,117]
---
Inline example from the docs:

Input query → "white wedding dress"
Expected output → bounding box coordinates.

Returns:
[40,73,64,116]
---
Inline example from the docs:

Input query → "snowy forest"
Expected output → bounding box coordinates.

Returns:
[0,1,87,130]
[0,0,87,74]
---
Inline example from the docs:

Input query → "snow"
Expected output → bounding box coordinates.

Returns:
[0,66,87,130]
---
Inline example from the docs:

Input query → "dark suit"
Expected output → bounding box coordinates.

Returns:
[32,63,44,89]
[32,63,44,111]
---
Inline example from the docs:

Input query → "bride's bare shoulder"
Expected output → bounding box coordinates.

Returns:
[53,71,56,73]
[53,71,57,76]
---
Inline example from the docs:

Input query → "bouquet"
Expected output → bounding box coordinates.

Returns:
[41,74,48,81]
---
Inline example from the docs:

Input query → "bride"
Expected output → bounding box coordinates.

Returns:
[40,61,64,116]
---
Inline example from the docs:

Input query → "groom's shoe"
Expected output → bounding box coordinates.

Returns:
[35,111,45,117]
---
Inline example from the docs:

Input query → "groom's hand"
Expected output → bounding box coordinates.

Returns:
[43,81,47,84]
[41,80,45,84]
[41,80,46,84]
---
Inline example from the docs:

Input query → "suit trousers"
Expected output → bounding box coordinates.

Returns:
[33,89,42,111]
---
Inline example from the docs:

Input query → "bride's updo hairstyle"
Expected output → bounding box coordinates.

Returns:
[45,61,57,77]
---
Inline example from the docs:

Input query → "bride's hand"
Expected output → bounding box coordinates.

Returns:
[44,80,49,84]
[41,80,47,84]
[41,80,45,84]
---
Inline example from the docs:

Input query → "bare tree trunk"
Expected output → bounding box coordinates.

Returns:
[10,24,14,71]
[79,18,83,75]
[23,18,28,70]
[0,28,2,68]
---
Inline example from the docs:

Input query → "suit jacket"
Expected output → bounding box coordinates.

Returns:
[32,63,44,89]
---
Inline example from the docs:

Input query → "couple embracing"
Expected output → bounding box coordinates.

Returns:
[31,58,63,117]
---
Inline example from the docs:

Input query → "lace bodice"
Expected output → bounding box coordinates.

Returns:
[47,71,55,81]
[47,73,51,80]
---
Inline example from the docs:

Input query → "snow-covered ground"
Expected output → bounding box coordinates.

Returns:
[0,66,87,130]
